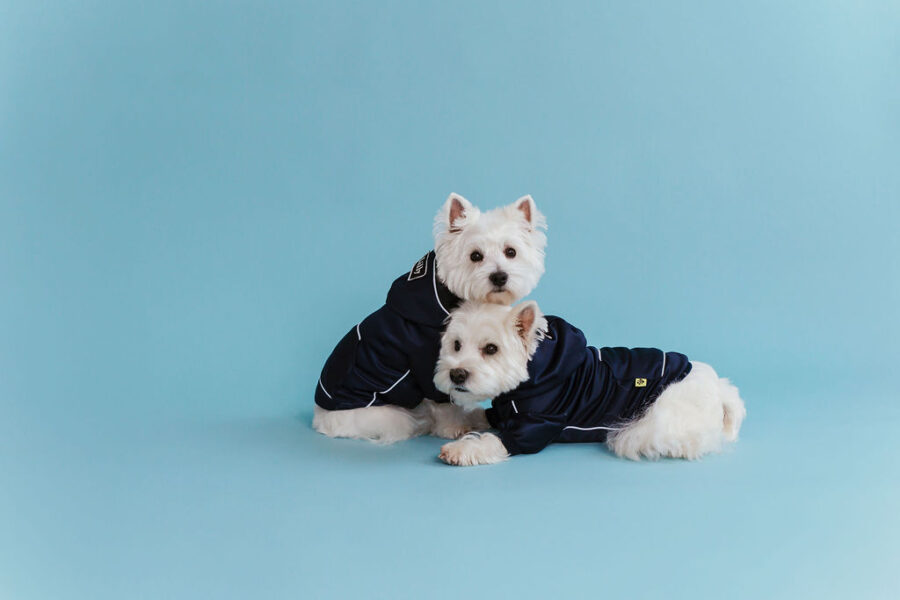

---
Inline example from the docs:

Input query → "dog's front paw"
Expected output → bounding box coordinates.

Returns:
[439,433,509,466]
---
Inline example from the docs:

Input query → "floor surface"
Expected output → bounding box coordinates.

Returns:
[4,380,897,599]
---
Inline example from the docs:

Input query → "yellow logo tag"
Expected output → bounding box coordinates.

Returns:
[635,378,647,387]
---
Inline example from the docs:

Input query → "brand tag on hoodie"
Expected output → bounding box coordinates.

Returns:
[408,253,429,281]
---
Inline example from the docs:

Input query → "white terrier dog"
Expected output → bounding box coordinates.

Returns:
[434,301,746,465]
[313,194,547,443]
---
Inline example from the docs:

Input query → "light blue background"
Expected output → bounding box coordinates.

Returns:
[2,1,899,598]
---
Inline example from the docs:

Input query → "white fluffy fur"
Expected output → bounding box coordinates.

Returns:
[439,432,510,466]
[434,193,547,305]
[606,361,746,460]
[434,302,746,464]
[434,301,547,408]
[314,193,546,444]
[313,399,489,444]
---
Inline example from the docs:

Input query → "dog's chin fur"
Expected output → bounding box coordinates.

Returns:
[446,390,489,410]
[434,301,547,406]
[484,289,516,305]
[434,194,546,305]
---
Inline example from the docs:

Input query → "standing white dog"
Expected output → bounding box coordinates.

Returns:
[313,194,547,443]
[434,301,746,465]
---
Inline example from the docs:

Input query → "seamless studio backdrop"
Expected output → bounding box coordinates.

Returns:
[2,2,899,599]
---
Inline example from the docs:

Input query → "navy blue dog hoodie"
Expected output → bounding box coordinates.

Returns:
[485,316,693,455]
[315,251,460,411]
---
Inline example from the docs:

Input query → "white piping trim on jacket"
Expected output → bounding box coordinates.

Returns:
[366,370,412,407]
[318,379,333,399]
[511,400,519,414]
[381,370,411,394]
[432,256,450,316]
[356,323,362,341]
[563,424,619,432]
[660,351,666,377]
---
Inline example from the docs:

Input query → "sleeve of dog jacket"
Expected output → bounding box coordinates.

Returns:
[492,411,567,456]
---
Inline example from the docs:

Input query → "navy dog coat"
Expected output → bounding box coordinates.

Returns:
[485,316,693,455]
[315,251,461,411]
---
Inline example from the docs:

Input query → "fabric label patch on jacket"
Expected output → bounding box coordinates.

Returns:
[408,253,429,281]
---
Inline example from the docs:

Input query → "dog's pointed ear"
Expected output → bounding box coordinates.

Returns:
[509,300,542,346]
[515,195,535,225]
[443,193,474,233]
[511,195,545,232]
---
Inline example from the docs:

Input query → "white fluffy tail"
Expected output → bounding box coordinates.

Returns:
[606,362,745,461]
[718,376,746,442]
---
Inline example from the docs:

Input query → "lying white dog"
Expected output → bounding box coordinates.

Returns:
[434,301,746,465]
[313,194,547,443]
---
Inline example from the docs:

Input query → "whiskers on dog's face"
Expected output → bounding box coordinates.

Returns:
[434,194,546,305]
[434,301,547,409]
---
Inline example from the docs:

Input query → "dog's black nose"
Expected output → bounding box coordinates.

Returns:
[449,369,468,385]
[489,271,508,287]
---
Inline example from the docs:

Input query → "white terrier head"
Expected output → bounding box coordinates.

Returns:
[434,300,548,409]
[434,193,547,305]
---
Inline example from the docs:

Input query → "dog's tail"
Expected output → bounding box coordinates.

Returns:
[718,377,746,442]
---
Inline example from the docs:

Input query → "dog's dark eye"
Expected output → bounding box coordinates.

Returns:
[454,340,461,352]
[470,251,483,262]
[504,247,516,258]
[483,343,498,355]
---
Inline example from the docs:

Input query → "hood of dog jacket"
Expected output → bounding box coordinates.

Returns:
[485,316,693,455]
[384,251,460,327]
[315,251,462,411]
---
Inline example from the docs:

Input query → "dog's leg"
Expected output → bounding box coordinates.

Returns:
[312,403,432,444]
[426,399,490,439]
[606,362,746,460]
[439,432,509,466]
